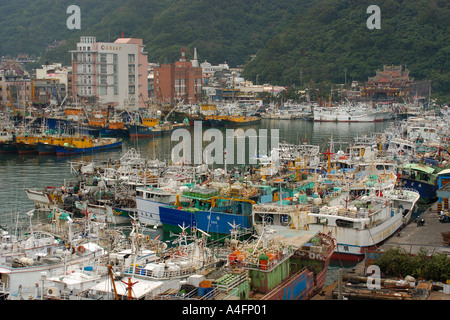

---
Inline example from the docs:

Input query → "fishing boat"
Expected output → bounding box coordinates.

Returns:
[135,185,189,228]
[100,116,129,137]
[14,123,77,155]
[222,115,262,126]
[53,137,122,155]
[81,218,205,300]
[0,129,16,153]
[221,229,336,300]
[313,104,393,122]
[14,135,40,154]
[35,135,76,155]
[308,190,419,261]
[159,186,256,241]
[252,183,420,262]
[261,109,294,120]
[203,114,228,126]
[74,201,132,225]
[203,113,261,127]
[126,117,161,138]
[0,209,108,300]
[397,163,439,202]
[149,227,336,301]
[64,105,84,118]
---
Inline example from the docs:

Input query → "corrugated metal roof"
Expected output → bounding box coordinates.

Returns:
[438,168,450,176]
[401,163,435,174]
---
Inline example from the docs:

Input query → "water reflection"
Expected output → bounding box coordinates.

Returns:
[0,119,393,223]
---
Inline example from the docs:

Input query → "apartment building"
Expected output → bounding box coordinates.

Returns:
[70,36,148,110]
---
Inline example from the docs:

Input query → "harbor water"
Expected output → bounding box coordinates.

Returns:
[0,119,393,225]
[0,118,432,289]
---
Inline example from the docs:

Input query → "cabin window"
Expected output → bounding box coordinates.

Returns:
[336,219,354,228]
[136,191,143,198]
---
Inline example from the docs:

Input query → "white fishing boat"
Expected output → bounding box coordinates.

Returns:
[307,189,420,261]
[83,219,213,300]
[135,185,187,227]
[313,104,393,122]
[251,187,420,262]
[0,210,108,300]
[41,264,109,300]
[74,201,131,225]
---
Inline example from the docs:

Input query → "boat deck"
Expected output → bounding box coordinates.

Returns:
[262,226,318,249]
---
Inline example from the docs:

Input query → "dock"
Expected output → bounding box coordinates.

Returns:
[312,201,450,300]
[380,202,450,256]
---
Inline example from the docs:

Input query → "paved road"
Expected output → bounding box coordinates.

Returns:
[381,202,450,255]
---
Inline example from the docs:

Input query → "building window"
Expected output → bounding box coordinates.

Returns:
[98,75,107,85]
[113,54,118,95]
[97,86,107,96]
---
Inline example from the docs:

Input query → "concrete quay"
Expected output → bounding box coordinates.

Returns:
[312,201,450,300]
[380,202,450,256]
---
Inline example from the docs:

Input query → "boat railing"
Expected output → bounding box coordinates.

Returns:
[124,265,196,280]
[203,269,248,300]
[229,248,294,272]
[392,187,420,194]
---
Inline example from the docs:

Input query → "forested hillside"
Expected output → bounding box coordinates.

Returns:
[242,0,449,97]
[1,0,448,97]
[0,0,123,57]
[23,0,315,67]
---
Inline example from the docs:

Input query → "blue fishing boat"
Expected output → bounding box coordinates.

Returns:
[398,163,439,202]
[159,191,255,240]
[54,137,122,155]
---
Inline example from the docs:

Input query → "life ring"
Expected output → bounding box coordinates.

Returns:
[308,252,315,259]
[77,245,86,254]
[67,245,76,254]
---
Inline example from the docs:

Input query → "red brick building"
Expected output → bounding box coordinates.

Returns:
[154,48,203,104]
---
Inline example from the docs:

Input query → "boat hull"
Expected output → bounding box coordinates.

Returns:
[0,141,17,153]
[126,124,161,138]
[99,127,129,137]
[320,214,411,262]
[223,118,262,127]
[36,142,56,155]
[398,178,438,202]
[54,139,122,155]
[159,206,253,240]
[313,108,393,122]
[136,198,166,227]
[15,142,37,154]
[259,233,336,300]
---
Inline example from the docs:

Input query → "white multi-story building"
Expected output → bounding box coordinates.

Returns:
[35,63,70,95]
[69,36,149,110]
